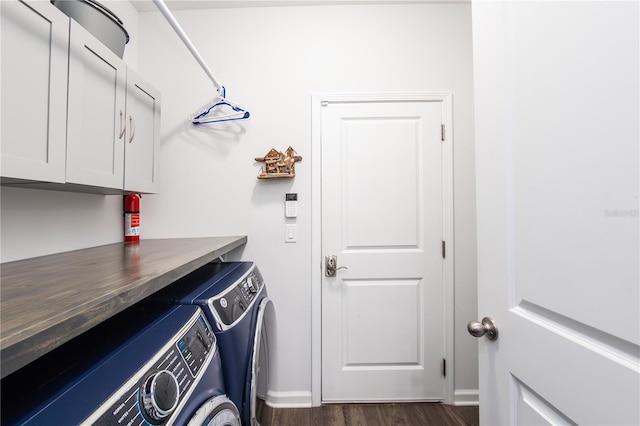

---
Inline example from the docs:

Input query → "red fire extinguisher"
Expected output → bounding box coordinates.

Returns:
[124,194,140,243]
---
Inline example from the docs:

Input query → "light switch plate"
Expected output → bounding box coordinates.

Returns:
[285,224,297,243]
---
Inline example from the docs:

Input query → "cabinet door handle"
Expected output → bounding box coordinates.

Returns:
[119,110,126,139]
[128,116,135,143]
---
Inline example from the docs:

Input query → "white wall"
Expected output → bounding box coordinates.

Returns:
[136,2,477,404]
[0,0,478,404]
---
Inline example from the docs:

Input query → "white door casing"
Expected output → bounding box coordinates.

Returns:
[312,93,454,403]
[473,2,639,425]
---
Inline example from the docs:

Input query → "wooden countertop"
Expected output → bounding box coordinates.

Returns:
[0,236,247,379]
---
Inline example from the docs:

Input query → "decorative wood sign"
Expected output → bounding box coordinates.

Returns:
[255,146,302,179]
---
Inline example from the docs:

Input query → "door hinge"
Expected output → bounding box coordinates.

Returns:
[441,124,445,141]
[442,241,446,258]
[442,358,446,377]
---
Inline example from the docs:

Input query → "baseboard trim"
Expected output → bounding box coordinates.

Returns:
[453,389,479,406]
[266,390,313,408]
[266,389,477,407]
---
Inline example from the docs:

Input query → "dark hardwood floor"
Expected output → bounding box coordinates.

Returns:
[262,403,479,426]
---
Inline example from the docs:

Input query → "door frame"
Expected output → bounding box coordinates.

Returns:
[310,92,455,406]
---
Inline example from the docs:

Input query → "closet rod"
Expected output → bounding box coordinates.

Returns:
[152,0,223,93]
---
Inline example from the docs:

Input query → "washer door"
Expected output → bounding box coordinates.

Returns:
[187,395,241,426]
[250,297,276,426]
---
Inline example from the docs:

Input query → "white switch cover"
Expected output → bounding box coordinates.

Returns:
[285,224,297,243]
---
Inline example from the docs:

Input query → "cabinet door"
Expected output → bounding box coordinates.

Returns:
[1,0,68,183]
[66,20,126,190]
[124,69,161,194]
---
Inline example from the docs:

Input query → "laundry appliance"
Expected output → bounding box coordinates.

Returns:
[1,303,241,426]
[149,261,276,426]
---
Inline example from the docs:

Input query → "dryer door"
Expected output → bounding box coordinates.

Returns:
[250,297,277,426]
[188,395,241,426]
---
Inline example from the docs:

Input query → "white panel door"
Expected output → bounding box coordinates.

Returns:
[321,95,448,402]
[473,2,639,425]
[66,20,126,190]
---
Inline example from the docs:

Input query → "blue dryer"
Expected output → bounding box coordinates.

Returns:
[1,304,241,425]
[152,262,276,426]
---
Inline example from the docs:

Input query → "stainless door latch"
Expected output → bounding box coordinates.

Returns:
[325,255,348,277]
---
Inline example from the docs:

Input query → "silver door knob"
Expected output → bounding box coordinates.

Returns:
[467,317,498,341]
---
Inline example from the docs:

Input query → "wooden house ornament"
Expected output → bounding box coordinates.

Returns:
[255,146,302,179]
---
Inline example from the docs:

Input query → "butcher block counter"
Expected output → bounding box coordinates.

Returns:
[0,236,247,379]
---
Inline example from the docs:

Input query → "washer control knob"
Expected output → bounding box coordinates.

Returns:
[141,370,180,421]
[246,276,258,294]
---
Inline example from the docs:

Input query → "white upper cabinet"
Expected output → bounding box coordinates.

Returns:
[1,0,69,183]
[1,0,160,194]
[124,69,161,194]
[66,20,127,191]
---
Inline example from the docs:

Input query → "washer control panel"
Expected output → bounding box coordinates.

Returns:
[88,311,216,425]
[210,268,264,328]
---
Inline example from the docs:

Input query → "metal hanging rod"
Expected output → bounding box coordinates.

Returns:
[151,0,250,123]
[151,0,222,93]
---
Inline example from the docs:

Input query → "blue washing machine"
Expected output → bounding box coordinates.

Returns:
[150,262,276,426]
[1,303,241,426]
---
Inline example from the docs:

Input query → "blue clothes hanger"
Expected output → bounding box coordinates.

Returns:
[190,86,250,124]
[152,0,251,125]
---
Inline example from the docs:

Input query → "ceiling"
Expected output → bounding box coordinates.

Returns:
[131,0,465,12]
